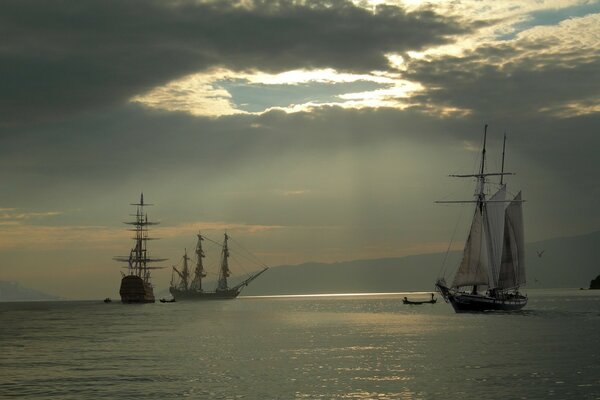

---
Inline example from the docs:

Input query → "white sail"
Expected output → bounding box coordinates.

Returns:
[452,207,489,288]
[498,192,525,288]
[484,185,507,289]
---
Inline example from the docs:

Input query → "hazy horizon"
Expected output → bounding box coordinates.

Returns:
[2,228,598,300]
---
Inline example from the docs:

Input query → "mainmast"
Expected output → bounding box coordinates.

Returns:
[476,124,488,211]
[190,232,207,291]
[500,132,507,185]
[217,233,231,291]
[114,193,166,283]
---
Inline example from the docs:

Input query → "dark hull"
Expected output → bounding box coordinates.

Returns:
[120,275,155,303]
[436,282,526,313]
[448,292,527,313]
[169,287,240,300]
[403,299,437,305]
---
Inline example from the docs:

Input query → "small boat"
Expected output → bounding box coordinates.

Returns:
[159,298,176,303]
[403,294,437,305]
[103,297,112,303]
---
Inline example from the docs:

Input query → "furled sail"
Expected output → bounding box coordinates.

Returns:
[483,186,507,289]
[452,207,489,288]
[498,192,525,288]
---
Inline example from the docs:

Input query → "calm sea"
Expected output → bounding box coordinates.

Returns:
[1,289,599,399]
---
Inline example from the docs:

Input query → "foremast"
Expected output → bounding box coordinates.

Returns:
[115,193,166,284]
[190,232,207,291]
[172,249,191,290]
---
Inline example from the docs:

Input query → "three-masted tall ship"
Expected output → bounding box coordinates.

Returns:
[435,126,527,312]
[115,194,166,303]
[169,232,268,300]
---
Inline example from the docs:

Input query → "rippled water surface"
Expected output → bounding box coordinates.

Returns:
[1,289,599,399]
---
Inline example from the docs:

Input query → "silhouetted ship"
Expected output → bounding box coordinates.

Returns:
[435,126,527,312]
[169,232,268,300]
[115,194,166,303]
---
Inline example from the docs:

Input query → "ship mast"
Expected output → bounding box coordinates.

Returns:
[471,125,488,295]
[217,233,231,291]
[500,132,507,185]
[181,249,190,290]
[171,249,191,290]
[476,124,488,212]
[190,232,207,291]
[114,193,166,283]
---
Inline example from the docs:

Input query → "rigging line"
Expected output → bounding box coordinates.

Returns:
[229,253,253,278]
[229,236,269,268]
[228,236,265,265]
[438,201,468,280]
[229,247,268,270]
[201,235,224,247]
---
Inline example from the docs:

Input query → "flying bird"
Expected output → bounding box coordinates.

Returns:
[536,250,545,258]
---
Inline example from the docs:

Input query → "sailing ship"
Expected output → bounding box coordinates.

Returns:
[435,126,527,312]
[169,232,268,300]
[115,194,166,303]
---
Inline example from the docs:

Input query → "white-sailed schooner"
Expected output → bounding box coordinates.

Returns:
[435,126,527,312]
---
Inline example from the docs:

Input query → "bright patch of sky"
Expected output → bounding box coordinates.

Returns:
[131,0,599,118]
[220,79,391,113]
[132,68,421,116]
[497,1,600,40]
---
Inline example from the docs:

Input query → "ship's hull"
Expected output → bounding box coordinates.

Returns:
[169,287,240,300]
[436,282,526,312]
[120,275,155,303]
[447,292,527,312]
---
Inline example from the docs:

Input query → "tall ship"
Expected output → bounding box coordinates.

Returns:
[169,232,268,300]
[435,126,527,312]
[115,194,166,303]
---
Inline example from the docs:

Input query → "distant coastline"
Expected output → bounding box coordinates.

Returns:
[0,281,60,302]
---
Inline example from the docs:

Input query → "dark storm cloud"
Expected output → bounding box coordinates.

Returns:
[0,0,469,126]
[403,37,600,120]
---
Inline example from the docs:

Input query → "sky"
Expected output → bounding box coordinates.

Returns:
[0,0,599,299]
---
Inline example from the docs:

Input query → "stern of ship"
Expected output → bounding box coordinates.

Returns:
[120,275,155,303]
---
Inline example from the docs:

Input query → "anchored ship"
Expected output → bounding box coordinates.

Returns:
[435,126,527,312]
[115,194,166,303]
[169,232,268,300]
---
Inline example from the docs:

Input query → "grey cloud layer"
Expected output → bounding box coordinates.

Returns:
[0,0,467,126]
[403,37,600,120]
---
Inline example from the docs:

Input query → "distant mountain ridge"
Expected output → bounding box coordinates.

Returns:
[0,281,60,302]
[243,230,600,296]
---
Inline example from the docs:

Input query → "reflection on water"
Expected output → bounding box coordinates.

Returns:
[0,289,599,399]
